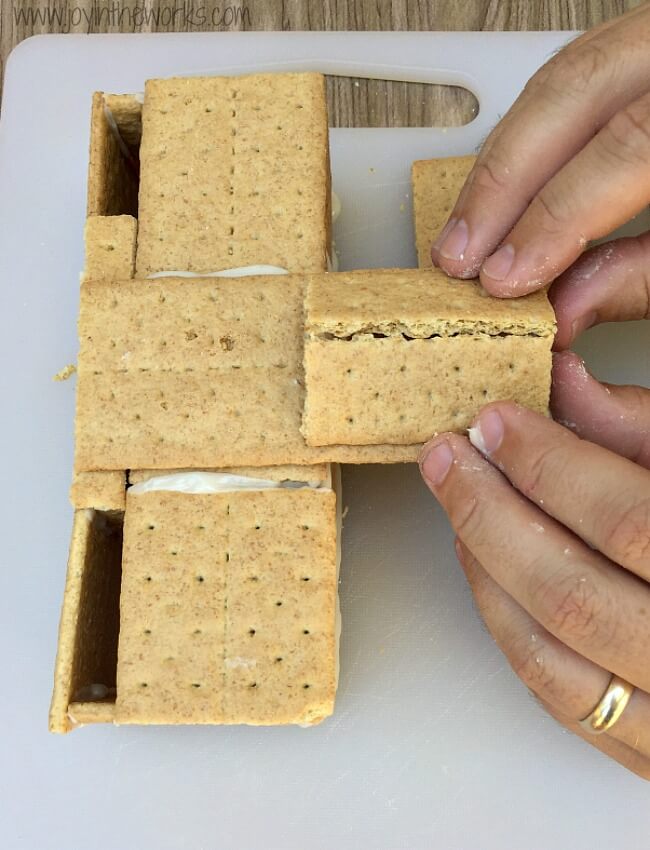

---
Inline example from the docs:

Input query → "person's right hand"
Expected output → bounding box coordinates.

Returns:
[431,2,650,310]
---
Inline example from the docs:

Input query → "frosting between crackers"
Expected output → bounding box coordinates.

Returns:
[129,471,326,495]
[146,265,290,279]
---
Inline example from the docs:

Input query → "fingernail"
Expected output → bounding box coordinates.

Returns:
[570,311,597,341]
[438,218,469,262]
[432,217,456,252]
[469,409,504,455]
[420,441,454,486]
[482,243,515,281]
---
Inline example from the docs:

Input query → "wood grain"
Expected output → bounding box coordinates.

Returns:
[0,1,641,125]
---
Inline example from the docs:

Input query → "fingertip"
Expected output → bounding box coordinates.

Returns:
[550,351,595,432]
[419,439,454,488]
[551,349,590,388]
[433,254,482,281]
[431,217,457,257]
[479,269,535,298]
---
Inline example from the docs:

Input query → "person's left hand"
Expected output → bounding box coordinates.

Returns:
[419,371,650,779]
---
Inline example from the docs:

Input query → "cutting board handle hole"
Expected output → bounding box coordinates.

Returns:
[325,76,478,128]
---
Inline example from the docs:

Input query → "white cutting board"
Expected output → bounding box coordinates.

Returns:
[0,32,648,850]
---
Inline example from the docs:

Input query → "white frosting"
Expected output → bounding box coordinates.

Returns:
[129,471,324,495]
[146,265,289,279]
[331,191,341,223]
[467,424,487,455]
[327,250,339,273]
[102,103,132,160]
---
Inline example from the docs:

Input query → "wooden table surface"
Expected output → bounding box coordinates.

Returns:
[0,1,640,123]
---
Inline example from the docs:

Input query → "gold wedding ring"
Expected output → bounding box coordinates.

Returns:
[579,675,634,735]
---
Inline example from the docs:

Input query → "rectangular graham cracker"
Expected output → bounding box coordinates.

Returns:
[70,470,126,510]
[302,269,556,447]
[115,483,339,725]
[74,274,420,471]
[87,92,139,218]
[411,155,475,268]
[135,74,331,276]
[83,215,137,282]
[49,509,123,733]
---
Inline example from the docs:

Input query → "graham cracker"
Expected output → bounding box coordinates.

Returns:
[70,470,126,511]
[115,486,338,725]
[135,74,331,276]
[306,268,554,337]
[87,92,139,218]
[411,155,475,268]
[74,274,420,471]
[83,215,137,282]
[302,269,555,446]
[49,509,123,733]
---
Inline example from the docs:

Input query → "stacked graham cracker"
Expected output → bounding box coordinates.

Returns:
[50,75,555,732]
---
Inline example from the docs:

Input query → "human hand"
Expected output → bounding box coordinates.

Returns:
[430,3,650,301]
[419,388,650,779]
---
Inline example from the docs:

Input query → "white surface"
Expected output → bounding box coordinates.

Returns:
[0,31,649,850]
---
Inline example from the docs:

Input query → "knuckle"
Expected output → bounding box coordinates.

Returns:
[599,101,650,168]
[508,631,557,696]
[518,443,565,504]
[528,42,606,103]
[527,186,573,236]
[534,574,613,646]
[468,155,512,197]
[450,495,484,542]
[535,572,614,646]
[603,496,650,568]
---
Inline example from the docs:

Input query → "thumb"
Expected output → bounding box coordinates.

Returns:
[551,350,650,468]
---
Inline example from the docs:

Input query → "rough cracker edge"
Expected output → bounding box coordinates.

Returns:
[75,440,422,474]
[49,510,93,733]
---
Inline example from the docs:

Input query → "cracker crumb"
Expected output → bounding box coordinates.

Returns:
[53,364,76,382]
